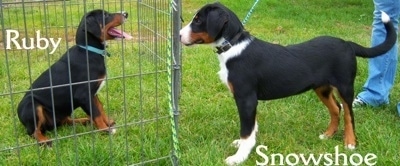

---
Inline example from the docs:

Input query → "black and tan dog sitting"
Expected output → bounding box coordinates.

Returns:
[17,9,133,146]
[179,2,396,165]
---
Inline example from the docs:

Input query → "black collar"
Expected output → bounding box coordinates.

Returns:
[215,31,244,54]
[216,40,232,54]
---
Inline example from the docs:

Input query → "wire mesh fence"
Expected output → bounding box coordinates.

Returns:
[0,0,181,165]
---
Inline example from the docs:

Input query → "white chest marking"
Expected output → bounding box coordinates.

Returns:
[96,78,106,94]
[217,39,252,87]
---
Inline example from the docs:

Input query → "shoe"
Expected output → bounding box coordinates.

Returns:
[352,98,366,108]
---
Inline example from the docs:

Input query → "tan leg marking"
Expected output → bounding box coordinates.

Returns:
[32,105,51,146]
[339,98,356,148]
[314,86,340,138]
[61,117,90,125]
[93,95,115,129]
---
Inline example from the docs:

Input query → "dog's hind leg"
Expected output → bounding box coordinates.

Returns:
[337,88,356,150]
[61,117,90,125]
[225,92,258,166]
[314,85,340,140]
[32,105,52,147]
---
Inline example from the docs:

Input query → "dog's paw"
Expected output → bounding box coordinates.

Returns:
[104,125,117,135]
[110,127,117,135]
[100,125,117,135]
[319,133,329,140]
[345,144,356,150]
[225,154,246,166]
[231,139,241,148]
[39,140,52,147]
[226,136,256,165]
[107,120,116,127]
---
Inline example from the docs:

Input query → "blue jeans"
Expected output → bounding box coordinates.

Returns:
[356,0,399,113]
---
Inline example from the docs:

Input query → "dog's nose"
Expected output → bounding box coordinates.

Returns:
[119,11,128,18]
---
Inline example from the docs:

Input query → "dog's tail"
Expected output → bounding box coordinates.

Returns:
[350,11,397,58]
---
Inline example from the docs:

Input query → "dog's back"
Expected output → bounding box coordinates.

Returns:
[235,13,395,99]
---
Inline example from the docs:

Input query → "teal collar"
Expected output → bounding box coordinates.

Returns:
[78,45,110,57]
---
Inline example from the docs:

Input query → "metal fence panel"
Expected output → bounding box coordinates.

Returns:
[0,0,180,165]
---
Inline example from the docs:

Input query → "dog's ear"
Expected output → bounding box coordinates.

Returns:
[206,7,228,40]
[81,14,102,39]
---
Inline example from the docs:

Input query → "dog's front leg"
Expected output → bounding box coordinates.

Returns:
[79,95,116,134]
[225,92,258,166]
[91,95,116,134]
[92,95,115,127]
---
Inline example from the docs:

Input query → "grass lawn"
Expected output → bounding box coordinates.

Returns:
[178,0,400,165]
[0,0,399,165]
[1,0,172,165]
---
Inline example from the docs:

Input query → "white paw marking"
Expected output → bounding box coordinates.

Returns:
[225,121,258,166]
[109,127,117,134]
[225,154,246,166]
[231,139,241,148]
[319,134,328,140]
[346,144,356,150]
[111,129,117,134]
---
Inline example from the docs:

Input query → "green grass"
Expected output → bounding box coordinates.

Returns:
[1,0,172,165]
[178,0,400,165]
[1,0,400,165]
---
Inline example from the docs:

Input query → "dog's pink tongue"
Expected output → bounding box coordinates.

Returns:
[108,28,133,40]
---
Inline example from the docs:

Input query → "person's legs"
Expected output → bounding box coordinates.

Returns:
[398,103,400,116]
[355,0,399,107]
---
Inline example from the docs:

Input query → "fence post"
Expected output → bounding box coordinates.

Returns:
[171,0,182,165]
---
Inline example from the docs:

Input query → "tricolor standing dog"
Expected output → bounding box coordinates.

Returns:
[180,2,396,165]
[17,9,133,146]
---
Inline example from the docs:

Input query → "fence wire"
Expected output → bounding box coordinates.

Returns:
[0,0,180,165]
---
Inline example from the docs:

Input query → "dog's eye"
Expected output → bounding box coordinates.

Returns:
[193,17,201,24]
